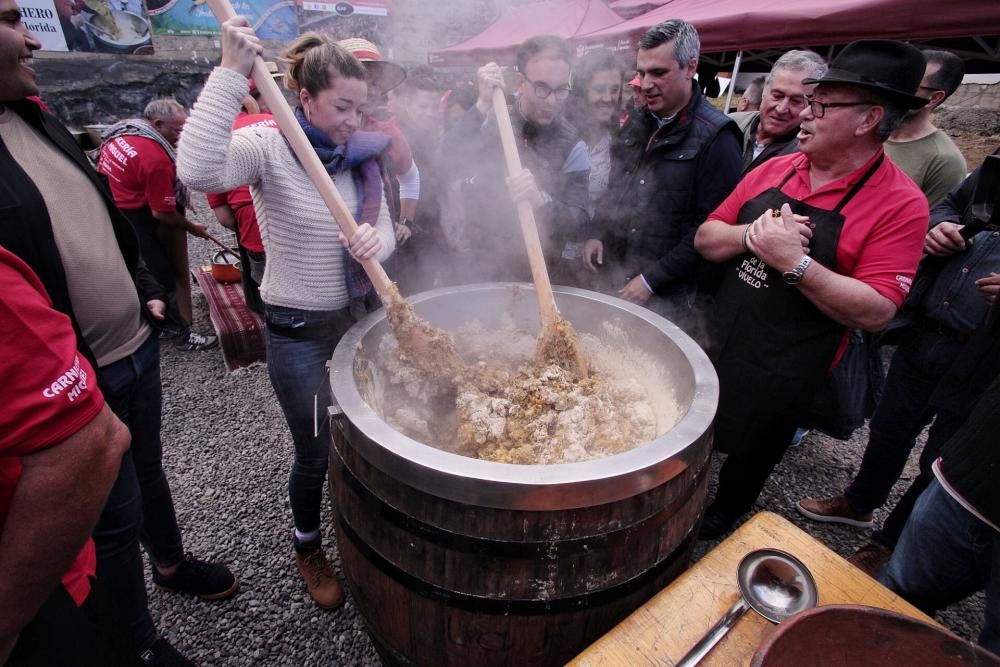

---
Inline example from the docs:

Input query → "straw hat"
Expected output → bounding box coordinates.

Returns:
[248,62,284,94]
[338,37,406,94]
[265,60,283,80]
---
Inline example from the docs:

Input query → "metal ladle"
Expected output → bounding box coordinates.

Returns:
[675,548,818,667]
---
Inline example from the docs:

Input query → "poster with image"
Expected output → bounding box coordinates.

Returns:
[19,0,67,50]
[21,0,154,53]
[295,0,389,46]
[147,0,298,40]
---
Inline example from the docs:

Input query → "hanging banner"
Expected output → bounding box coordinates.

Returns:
[147,0,298,39]
[22,0,154,54]
[19,0,67,50]
[297,0,387,15]
[295,0,389,44]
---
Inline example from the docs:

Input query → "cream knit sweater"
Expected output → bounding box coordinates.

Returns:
[177,66,395,311]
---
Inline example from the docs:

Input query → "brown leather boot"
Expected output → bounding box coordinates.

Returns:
[294,541,344,610]
[848,541,893,578]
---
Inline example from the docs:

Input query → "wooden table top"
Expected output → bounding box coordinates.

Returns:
[569,511,936,667]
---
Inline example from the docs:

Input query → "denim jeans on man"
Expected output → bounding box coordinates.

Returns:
[264,304,356,534]
[93,334,184,653]
[879,479,1000,654]
[844,327,965,514]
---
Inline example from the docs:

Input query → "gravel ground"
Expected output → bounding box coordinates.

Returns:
[148,206,985,666]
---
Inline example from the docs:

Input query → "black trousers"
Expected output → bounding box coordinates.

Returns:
[712,417,800,516]
[7,578,132,667]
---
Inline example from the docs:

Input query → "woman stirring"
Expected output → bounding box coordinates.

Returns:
[177,18,395,610]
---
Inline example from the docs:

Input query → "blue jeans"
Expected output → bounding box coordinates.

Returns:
[264,304,356,535]
[93,334,184,653]
[845,328,964,513]
[879,480,1000,654]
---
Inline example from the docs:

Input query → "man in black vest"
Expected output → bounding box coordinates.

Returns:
[0,4,236,664]
[583,19,742,341]
[441,34,590,285]
[694,40,932,539]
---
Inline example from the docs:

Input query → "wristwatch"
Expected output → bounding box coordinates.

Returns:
[782,255,812,285]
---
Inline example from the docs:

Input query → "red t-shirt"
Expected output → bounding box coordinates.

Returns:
[0,247,104,607]
[97,135,177,213]
[204,113,278,254]
[710,149,929,307]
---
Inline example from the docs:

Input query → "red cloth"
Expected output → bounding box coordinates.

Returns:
[97,135,177,212]
[0,247,103,607]
[205,113,278,254]
[710,149,928,308]
[363,114,413,176]
[582,0,1000,56]
[193,266,265,371]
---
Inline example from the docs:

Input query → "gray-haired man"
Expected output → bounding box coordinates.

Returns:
[730,50,827,174]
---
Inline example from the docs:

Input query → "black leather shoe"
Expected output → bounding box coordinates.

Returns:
[698,505,742,540]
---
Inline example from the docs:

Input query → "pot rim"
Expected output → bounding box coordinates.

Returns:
[329,283,719,509]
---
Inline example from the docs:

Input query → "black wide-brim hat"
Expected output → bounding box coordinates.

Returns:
[802,39,928,110]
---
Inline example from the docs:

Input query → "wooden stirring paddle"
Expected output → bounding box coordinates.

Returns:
[491,87,588,377]
[205,0,464,380]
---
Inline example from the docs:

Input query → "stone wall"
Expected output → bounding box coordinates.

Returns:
[34,35,291,128]
[947,81,1000,111]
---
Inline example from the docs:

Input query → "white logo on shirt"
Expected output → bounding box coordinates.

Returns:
[41,355,90,402]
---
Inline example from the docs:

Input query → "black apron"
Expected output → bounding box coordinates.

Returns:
[709,156,883,455]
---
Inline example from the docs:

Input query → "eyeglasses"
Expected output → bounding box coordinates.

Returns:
[766,89,808,109]
[805,97,873,118]
[918,85,945,94]
[525,78,572,101]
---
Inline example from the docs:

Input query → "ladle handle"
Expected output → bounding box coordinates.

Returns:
[490,87,559,327]
[674,598,749,667]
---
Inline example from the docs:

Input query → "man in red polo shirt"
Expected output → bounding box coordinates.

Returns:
[98,98,218,352]
[0,247,131,665]
[693,40,931,538]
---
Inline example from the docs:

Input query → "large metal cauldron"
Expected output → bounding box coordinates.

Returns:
[328,283,718,666]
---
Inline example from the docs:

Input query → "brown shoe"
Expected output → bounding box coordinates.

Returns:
[797,494,874,528]
[294,543,344,610]
[848,541,893,578]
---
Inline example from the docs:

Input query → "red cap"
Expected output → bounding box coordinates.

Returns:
[629,74,641,88]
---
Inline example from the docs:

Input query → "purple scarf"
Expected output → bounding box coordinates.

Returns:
[293,107,390,299]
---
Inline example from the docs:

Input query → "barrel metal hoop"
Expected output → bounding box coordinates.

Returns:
[336,512,697,616]
[335,445,709,559]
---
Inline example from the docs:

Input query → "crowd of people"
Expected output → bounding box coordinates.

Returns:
[2,0,999,663]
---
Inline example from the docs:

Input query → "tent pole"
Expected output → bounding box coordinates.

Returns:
[724,50,743,112]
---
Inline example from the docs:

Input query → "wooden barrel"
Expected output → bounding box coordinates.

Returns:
[328,424,711,667]
[326,285,718,665]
